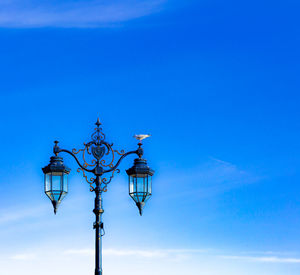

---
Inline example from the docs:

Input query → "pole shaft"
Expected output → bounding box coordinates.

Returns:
[94,176,103,275]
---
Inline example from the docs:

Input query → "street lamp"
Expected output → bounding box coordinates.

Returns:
[42,156,70,214]
[126,156,154,216]
[42,119,154,275]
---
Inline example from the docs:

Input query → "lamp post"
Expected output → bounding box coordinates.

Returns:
[42,119,154,275]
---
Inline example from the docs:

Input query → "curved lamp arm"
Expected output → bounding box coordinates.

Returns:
[53,141,95,173]
[53,140,144,176]
[103,150,139,174]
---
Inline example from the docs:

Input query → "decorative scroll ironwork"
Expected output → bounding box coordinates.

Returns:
[77,168,95,191]
[54,118,140,193]
[71,120,126,170]
[101,169,120,192]
[92,119,125,168]
[72,145,97,168]
[114,149,125,156]
[91,118,106,143]
[63,119,131,192]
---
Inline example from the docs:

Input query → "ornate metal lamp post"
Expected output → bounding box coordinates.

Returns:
[42,119,154,275]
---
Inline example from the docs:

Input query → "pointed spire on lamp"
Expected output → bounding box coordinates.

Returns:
[136,202,145,216]
[52,200,59,215]
[95,118,102,127]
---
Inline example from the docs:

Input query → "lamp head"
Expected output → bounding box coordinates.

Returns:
[126,158,154,216]
[42,156,71,214]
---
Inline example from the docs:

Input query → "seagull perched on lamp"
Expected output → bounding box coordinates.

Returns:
[134,134,151,141]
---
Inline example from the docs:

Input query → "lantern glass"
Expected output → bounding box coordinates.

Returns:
[45,173,51,194]
[42,156,70,214]
[126,158,154,215]
[129,173,152,204]
[148,176,152,194]
[63,173,68,192]
[52,172,62,191]
[44,172,68,203]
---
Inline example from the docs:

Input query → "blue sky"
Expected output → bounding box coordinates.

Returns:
[0,0,300,274]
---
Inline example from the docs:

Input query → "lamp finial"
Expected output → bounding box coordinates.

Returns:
[136,202,145,216]
[95,118,102,127]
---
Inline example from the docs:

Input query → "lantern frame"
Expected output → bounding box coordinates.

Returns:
[42,156,71,214]
[126,158,155,215]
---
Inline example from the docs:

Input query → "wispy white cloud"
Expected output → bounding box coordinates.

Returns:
[10,253,37,260]
[160,158,261,200]
[10,246,300,266]
[64,248,208,258]
[0,205,47,225]
[64,247,300,264]
[222,255,300,264]
[0,0,165,28]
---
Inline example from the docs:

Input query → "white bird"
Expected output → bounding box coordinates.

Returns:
[134,134,151,141]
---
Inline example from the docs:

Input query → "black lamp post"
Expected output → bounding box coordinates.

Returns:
[42,119,154,275]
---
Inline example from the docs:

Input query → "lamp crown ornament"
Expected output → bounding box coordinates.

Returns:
[95,117,102,127]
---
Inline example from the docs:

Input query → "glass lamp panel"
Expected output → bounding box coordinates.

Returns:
[45,191,53,200]
[134,177,138,193]
[52,191,61,202]
[133,178,140,203]
[131,194,138,203]
[138,193,147,203]
[60,192,67,202]
[51,172,63,191]
[129,176,135,193]
[45,174,51,192]
[129,193,135,201]
[132,193,137,202]
[148,176,152,194]
[63,173,68,192]
[134,177,138,195]
[144,193,151,203]
[136,177,145,193]
[135,192,143,203]
[129,176,136,202]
